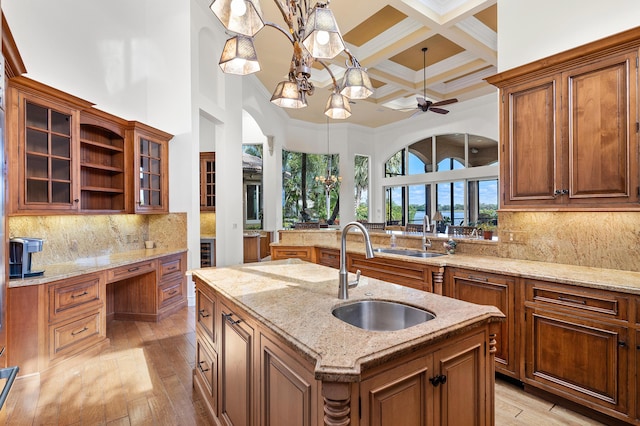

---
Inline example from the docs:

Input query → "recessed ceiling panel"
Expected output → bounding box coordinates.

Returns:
[342,5,407,47]
[390,35,465,71]
[474,4,497,32]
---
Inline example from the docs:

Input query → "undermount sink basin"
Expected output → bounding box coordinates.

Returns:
[332,300,435,331]
[373,248,445,258]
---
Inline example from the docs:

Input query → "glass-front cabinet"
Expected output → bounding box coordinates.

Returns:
[127,121,171,214]
[7,77,91,214]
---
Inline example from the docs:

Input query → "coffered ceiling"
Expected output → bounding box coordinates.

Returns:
[241,0,498,127]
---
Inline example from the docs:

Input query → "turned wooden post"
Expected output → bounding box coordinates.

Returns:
[322,382,352,426]
[432,267,444,295]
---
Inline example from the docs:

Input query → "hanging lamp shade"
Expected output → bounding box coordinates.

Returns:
[270,81,307,109]
[219,35,260,75]
[340,66,374,99]
[302,5,345,59]
[210,0,264,37]
[324,92,351,119]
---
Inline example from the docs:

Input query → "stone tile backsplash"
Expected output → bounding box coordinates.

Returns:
[9,213,187,268]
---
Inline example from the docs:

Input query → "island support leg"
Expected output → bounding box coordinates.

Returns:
[322,382,352,426]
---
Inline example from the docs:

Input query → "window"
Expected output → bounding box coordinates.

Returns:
[282,150,340,228]
[243,144,263,229]
[355,155,369,221]
[383,133,498,228]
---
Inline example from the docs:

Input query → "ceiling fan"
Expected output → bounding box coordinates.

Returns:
[403,47,458,116]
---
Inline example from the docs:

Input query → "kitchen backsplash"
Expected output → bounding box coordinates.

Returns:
[200,212,216,236]
[498,211,640,272]
[8,213,187,268]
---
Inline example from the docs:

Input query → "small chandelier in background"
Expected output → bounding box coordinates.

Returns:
[210,0,374,119]
[316,118,341,216]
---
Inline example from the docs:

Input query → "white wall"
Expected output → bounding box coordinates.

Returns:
[498,0,640,71]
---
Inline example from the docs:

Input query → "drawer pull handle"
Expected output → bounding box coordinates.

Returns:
[71,327,89,336]
[619,341,627,348]
[168,290,178,295]
[223,313,241,325]
[198,309,210,318]
[467,275,488,282]
[167,266,177,271]
[557,296,586,305]
[71,291,88,298]
[128,267,140,272]
[198,361,209,373]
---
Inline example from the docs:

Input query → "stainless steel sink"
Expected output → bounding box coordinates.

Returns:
[332,300,435,331]
[373,248,445,258]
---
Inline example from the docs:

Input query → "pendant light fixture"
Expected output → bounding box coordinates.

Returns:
[209,0,374,118]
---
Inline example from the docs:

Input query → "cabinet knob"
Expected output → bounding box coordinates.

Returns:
[618,341,627,348]
[429,374,447,387]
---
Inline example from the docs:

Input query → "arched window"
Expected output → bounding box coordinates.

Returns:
[383,133,498,228]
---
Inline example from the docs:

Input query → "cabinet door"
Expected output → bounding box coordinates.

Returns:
[127,122,171,213]
[433,331,488,426]
[260,333,317,426]
[10,91,80,213]
[360,354,434,426]
[220,302,254,426]
[200,152,216,211]
[448,269,516,377]
[563,49,638,205]
[502,73,561,207]
[524,307,629,415]
[316,248,340,269]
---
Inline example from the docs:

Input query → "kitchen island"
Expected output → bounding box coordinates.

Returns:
[191,259,504,426]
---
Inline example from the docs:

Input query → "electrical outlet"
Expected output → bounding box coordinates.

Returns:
[507,231,526,244]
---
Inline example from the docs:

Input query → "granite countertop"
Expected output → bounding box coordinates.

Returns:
[8,247,188,288]
[272,240,640,295]
[191,259,504,382]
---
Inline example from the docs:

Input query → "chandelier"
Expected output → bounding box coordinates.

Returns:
[210,0,374,119]
[315,118,341,216]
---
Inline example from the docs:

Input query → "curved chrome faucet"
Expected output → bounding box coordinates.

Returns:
[422,215,432,250]
[339,221,374,299]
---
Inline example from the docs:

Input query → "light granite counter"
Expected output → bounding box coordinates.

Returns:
[191,259,504,382]
[272,230,640,295]
[8,247,188,288]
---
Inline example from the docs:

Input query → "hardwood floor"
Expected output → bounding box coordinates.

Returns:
[0,306,606,425]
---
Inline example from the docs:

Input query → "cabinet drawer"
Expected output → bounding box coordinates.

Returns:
[196,339,217,403]
[526,280,628,321]
[106,260,156,283]
[158,279,184,309]
[159,254,184,281]
[197,286,216,344]
[49,311,103,360]
[316,248,340,269]
[271,246,314,262]
[49,273,103,323]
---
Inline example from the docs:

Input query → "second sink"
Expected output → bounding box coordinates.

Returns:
[373,248,444,258]
[332,300,435,331]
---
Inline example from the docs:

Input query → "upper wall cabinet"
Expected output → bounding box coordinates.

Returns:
[7,76,172,215]
[126,121,171,214]
[199,152,215,211]
[7,77,90,214]
[487,28,640,210]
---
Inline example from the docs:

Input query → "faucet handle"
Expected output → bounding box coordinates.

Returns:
[348,270,361,289]
[423,238,432,250]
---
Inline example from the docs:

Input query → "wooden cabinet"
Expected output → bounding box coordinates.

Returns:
[446,268,517,377]
[316,247,340,269]
[127,121,171,214]
[219,300,254,426]
[523,279,631,420]
[6,76,172,215]
[271,245,315,263]
[360,329,492,426]
[79,109,128,212]
[200,152,216,211]
[487,32,640,210]
[348,252,441,292]
[7,77,90,214]
[157,252,187,317]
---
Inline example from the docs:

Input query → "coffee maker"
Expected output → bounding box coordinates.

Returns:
[9,237,44,279]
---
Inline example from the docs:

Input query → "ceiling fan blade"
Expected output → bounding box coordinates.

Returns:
[432,98,458,107]
[429,107,450,114]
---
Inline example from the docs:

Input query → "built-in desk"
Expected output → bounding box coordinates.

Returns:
[7,248,187,378]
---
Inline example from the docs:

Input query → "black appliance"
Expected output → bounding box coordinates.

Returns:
[9,237,44,279]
